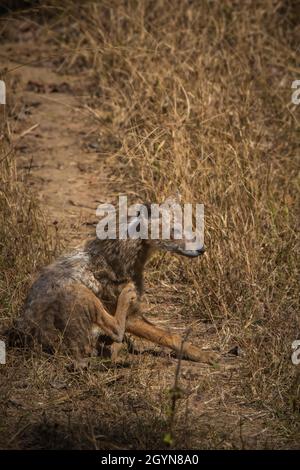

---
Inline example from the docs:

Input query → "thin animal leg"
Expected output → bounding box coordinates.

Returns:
[126,316,217,364]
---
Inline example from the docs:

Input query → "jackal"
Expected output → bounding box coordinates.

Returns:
[13,196,217,364]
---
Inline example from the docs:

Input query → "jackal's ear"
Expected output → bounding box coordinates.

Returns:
[164,190,182,207]
[144,202,152,216]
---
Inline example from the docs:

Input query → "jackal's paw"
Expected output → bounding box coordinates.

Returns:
[186,346,219,365]
[118,282,137,309]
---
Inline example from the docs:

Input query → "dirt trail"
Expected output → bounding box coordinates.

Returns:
[4,55,109,245]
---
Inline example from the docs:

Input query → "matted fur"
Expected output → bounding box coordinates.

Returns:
[13,213,217,364]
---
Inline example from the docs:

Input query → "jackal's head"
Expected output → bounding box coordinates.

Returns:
[128,193,205,258]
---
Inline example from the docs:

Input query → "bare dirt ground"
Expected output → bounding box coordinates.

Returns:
[4,59,109,244]
[0,11,298,450]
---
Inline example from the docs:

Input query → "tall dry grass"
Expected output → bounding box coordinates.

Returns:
[0,0,299,448]
[0,118,56,326]
[43,0,299,417]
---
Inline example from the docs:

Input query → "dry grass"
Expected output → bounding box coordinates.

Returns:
[0,0,299,449]
[50,0,299,416]
[0,134,56,325]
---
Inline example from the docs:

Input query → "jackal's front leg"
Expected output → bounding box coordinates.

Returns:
[94,282,137,343]
[126,316,218,364]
